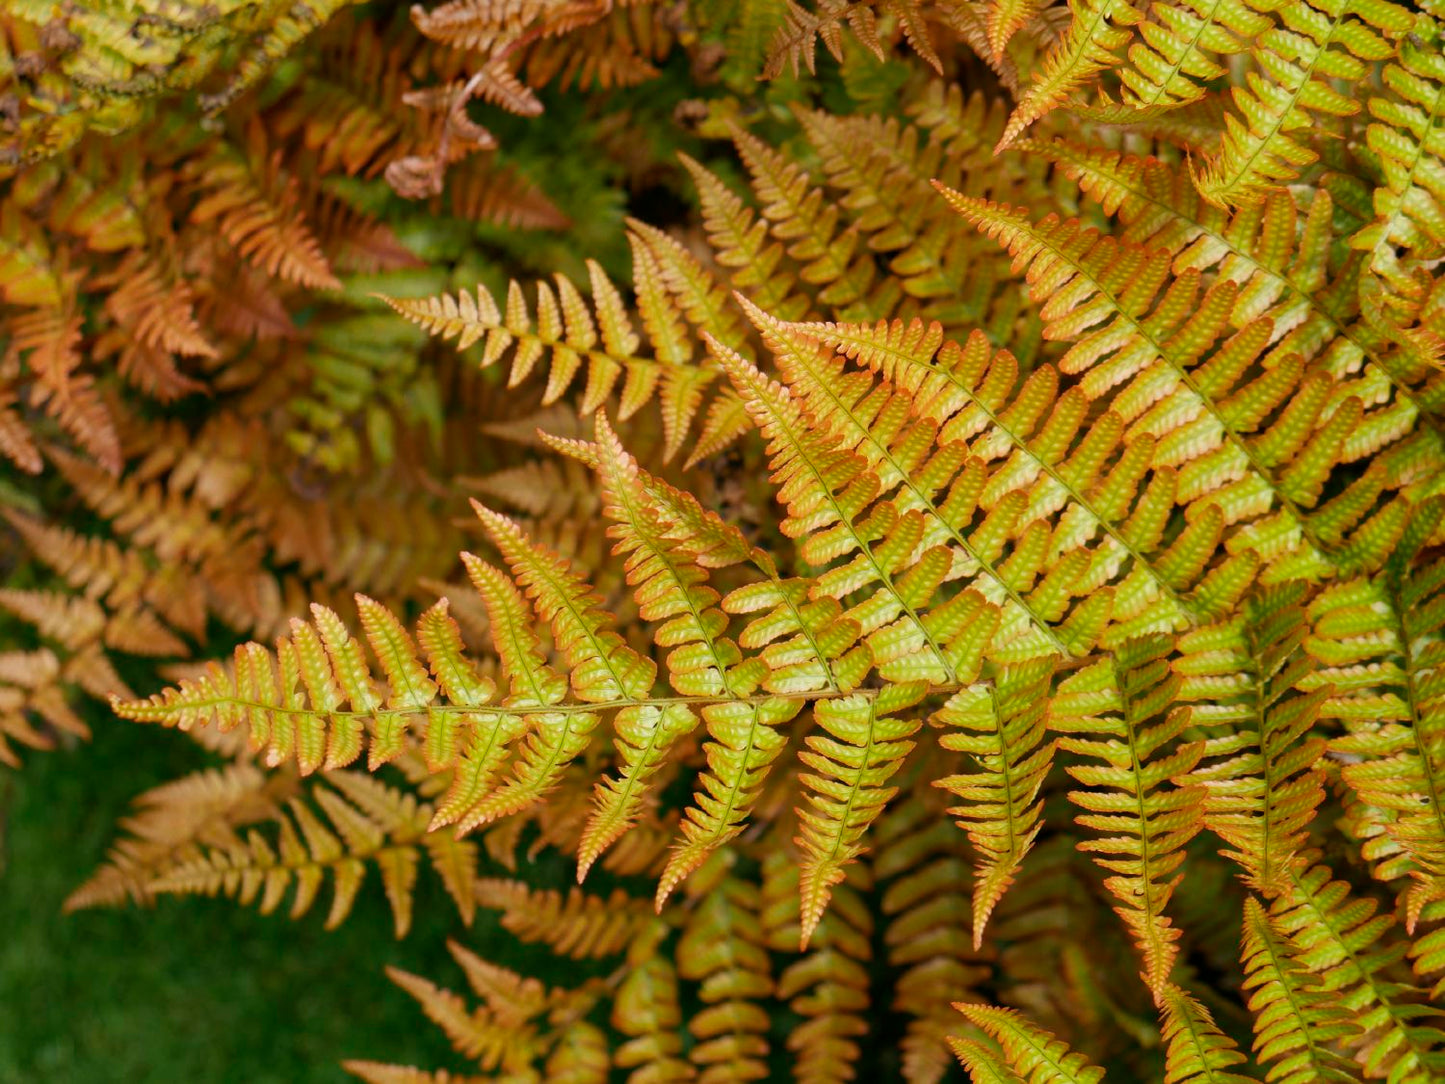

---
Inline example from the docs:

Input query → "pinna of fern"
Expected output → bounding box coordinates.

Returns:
[80,766,482,937]
[1303,517,1445,931]
[382,256,749,465]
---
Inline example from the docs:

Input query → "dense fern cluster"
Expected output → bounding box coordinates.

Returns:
[7,0,1445,1079]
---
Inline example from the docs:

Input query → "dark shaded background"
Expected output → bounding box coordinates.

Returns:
[0,715,468,1083]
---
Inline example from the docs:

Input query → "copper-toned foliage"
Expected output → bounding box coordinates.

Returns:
[9,0,1445,1080]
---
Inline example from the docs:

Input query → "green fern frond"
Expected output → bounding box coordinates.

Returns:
[943,187,1419,579]
[935,656,1057,944]
[1050,634,1205,997]
[1274,856,1445,1079]
[952,1002,1107,1083]
[739,303,1125,659]
[1352,21,1445,288]
[1194,0,1418,207]
[1304,530,1445,918]
[1175,581,1329,896]
[658,696,800,908]
[1239,894,1362,1084]
[796,679,927,946]
[1029,141,1445,435]
[778,311,1255,642]
[1115,0,1285,110]
[1157,983,1253,1083]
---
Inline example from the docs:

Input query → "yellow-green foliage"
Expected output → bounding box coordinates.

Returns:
[9,0,1445,1079]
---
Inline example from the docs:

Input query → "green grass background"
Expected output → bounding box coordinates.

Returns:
[0,715,470,1083]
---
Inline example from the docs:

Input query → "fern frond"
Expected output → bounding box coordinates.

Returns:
[763,0,842,77]
[0,388,42,474]
[949,1036,1028,1084]
[936,656,1057,945]
[186,120,341,290]
[113,593,443,776]
[409,0,570,54]
[740,305,1120,660]
[1239,894,1362,1084]
[998,0,1142,150]
[796,679,927,946]
[63,762,288,911]
[474,878,656,957]
[677,872,774,1081]
[382,258,734,460]
[658,696,799,907]
[788,104,1022,333]
[473,499,656,702]
[1031,142,1445,432]
[520,1,673,90]
[1157,983,1253,1083]
[612,955,695,1082]
[1050,634,1205,996]
[112,397,909,930]
[680,151,804,321]
[718,324,1077,677]
[141,771,475,935]
[99,253,217,360]
[985,0,1047,59]
[952,1003,1107,1083]
[1115,0,1285,111]
[779,312,1252,644]
[731,125,883,313]
[0,648,83,765]
[1304,539,1445,914]
[875,777,993,1081]
[0,588,106,651]
[572,413,741,875]
[626,218,750,357]
[1274,856,1445,1079]
[944,188,1401,577]
[1352,23,1445,286]
[761,848,873,1084]
[10,307,123,473]
[1175,581,1329,896]
[377,938,600,1075]
[1194,0,1418,207]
